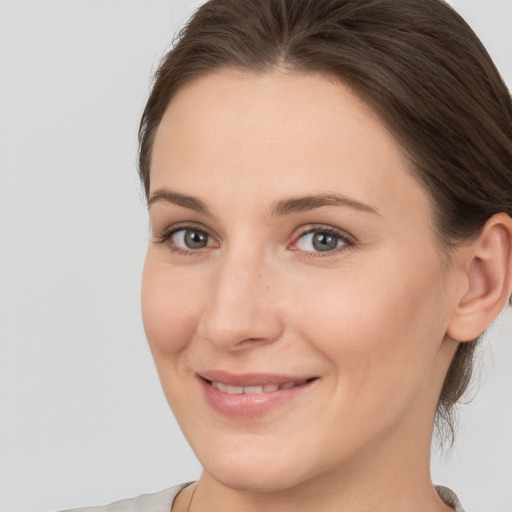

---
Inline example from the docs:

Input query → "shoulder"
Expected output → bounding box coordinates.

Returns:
[58,482,193,512]
[435,485,466,512]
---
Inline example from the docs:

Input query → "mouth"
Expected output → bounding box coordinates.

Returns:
[197,371,318,418]
[204,378,314,395]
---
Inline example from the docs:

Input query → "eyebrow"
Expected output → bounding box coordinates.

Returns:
[271,193,380,216]
[148,188,379,217]
[148,189,210,214]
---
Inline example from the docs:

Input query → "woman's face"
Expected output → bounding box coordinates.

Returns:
[142,71,460,491]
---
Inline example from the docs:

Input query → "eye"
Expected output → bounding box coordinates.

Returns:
[154,226,218,254]
[293,228,351,253]
[171,228,212,250]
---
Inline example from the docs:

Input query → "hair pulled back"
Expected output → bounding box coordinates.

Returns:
[138,0,512,443]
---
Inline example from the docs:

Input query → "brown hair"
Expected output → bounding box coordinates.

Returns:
[138,0,512,443]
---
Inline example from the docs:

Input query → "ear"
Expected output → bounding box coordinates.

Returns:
[447,213,512,342]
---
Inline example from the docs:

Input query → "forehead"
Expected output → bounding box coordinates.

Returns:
[154,70,390,165]
[150,70,429,222]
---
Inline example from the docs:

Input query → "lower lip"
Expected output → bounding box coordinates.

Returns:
[199,378,316,419]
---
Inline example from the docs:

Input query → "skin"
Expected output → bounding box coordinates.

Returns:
[142,70,468,512]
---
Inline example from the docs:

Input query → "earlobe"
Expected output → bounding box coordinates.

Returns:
[447,213,512,342]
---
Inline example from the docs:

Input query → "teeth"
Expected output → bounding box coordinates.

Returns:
[226,385,244,394]
[211,380,306,394]
[244,386,264,394]
[215,382,228,392]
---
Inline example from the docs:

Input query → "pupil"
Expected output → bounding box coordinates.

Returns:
[185,230,207,249]
[312,232,338,252]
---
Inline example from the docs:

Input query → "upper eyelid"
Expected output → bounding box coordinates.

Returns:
[154,221,214,238]
[292,224,355,242]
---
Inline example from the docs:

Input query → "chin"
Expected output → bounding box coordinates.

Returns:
[203,458,311,494]
[189,430,329,494]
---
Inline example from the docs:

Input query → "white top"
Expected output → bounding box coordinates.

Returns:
[59,483,466,512]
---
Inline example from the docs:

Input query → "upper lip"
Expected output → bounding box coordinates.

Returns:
[198,370,317,387]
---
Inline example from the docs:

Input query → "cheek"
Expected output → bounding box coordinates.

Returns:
[141,253,203,357]
[295,257,448,400]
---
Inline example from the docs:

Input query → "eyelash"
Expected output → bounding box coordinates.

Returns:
[153,224,355,257]
[154,224,215,257]
[291,226,355,258]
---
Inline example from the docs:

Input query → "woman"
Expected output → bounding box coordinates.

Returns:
[65,0,512,510]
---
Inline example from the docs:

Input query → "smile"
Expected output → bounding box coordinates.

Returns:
[209,379,310,394]
[198,372,318,418]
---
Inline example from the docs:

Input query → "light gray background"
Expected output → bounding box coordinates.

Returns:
[0,1,511,511]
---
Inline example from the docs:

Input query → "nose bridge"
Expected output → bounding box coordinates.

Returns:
[199,245,283,350]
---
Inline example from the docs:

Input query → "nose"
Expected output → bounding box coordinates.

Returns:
[197,250,284,352]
